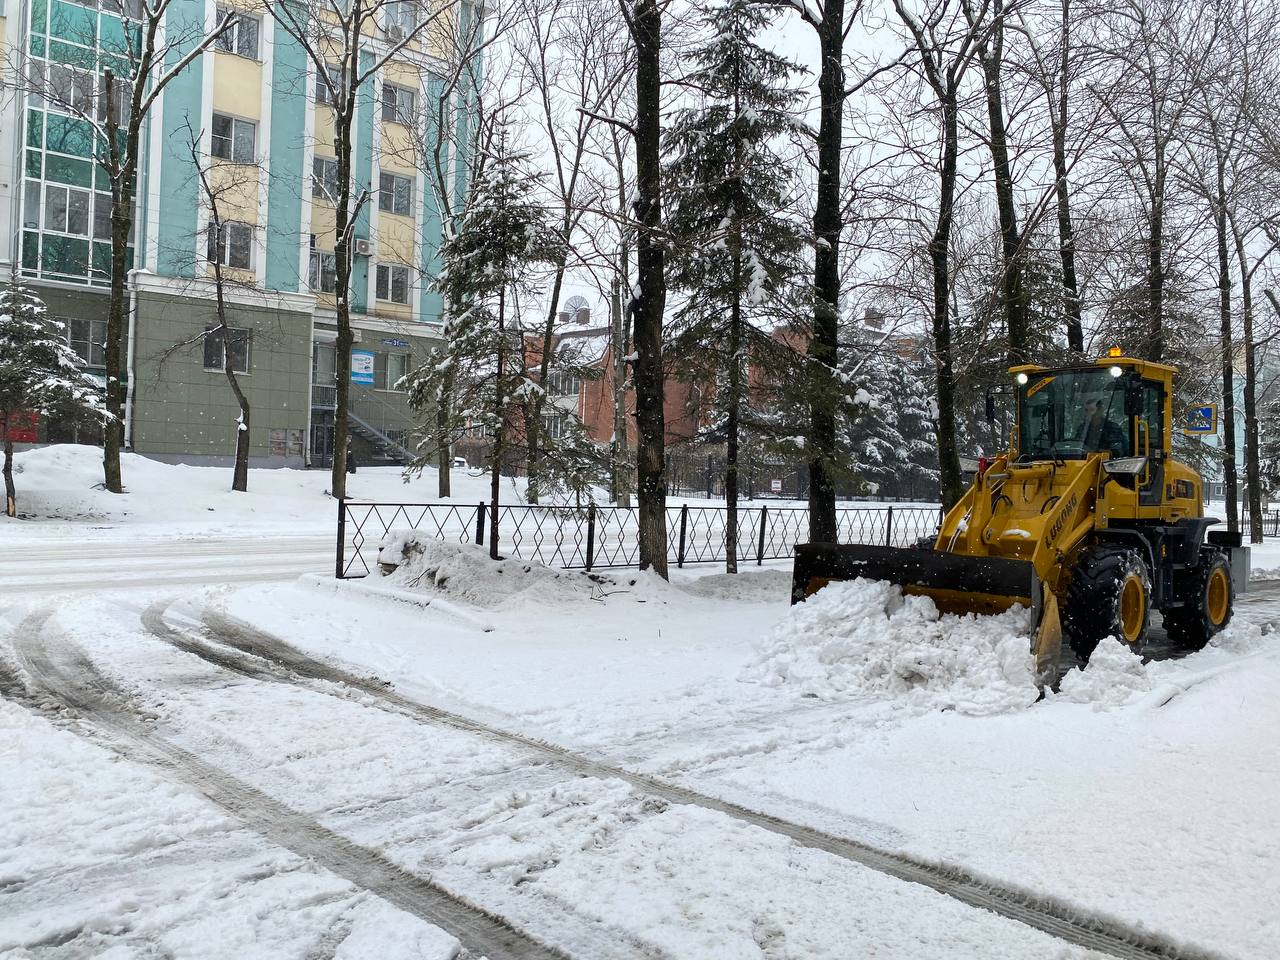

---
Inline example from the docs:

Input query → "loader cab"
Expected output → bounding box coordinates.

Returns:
[1008,355,1199,522]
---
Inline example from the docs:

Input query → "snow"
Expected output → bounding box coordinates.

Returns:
[742,578,1038,715]
[0,676,459,959]
[0,444,517,542]
[4,446,1280,956]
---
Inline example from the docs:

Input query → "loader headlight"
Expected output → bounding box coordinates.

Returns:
[1109,365,1123,377]
[1016,372,1029,385]
[1103,456,1147,476]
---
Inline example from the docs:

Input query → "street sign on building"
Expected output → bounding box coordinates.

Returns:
[1183,404,1218,435]
[351,349,375,384]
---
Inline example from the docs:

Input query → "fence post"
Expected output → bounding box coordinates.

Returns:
[758,505,768,565]
[475,502,486,546]
[335,497,346,579]
[884,505,894,547]
[586,503,596,571]
[678,504,689,568]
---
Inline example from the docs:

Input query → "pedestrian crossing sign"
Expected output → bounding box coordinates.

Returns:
[1183,404,1218,435]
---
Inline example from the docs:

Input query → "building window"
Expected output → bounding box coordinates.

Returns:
[203,326,252,373]
[206,220,254,269]
[67,317,107,368]
[541,411,566,440]
[312,156,340,200]
[92,192,114,241]
[309,250,337,293]
[381,82,416,124]
[375,263,410,303]
[545,369,581,397]
[315,63,345,105]
[382,0,416,37]
[215,7,260,59]
[42,184,92,237]
[211,113,256,163]
[269,427,304,457]
[378,172,413,216]
[374,351,409,390]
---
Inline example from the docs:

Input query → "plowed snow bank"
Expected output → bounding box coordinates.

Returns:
[741,579,1038,715]
[379,534,623,607]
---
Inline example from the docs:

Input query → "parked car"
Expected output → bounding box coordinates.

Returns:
[451,457,469,470]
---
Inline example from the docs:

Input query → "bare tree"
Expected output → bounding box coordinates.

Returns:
[619,0,669,575]
[186,127,253,491]
[894,0,990,508]
[4,0,233,493]
[512,0,630,503]
[265,0,464,499]
[1088,0,1222,363]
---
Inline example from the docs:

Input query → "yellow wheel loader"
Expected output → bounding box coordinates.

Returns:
[793,351,1250,687]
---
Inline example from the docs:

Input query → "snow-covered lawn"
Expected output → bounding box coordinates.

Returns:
[0,444,510,542]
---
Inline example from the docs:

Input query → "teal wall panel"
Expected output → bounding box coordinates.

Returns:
[351,50,375,313]
[418,74,445,325]
[154,0,205,278]
[265,23,307,292]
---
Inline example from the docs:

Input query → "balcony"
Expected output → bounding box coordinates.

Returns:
[312,383,337,409]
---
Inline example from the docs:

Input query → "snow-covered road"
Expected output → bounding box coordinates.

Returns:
[0,534,336,595]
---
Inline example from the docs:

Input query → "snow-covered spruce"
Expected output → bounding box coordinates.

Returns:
[0,274,107,517]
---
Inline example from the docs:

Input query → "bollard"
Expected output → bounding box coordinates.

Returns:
[335,497,346,578]
[586,503,597,571]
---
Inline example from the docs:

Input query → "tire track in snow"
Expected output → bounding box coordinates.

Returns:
[10,610,571,960]
[157,602,1224,960]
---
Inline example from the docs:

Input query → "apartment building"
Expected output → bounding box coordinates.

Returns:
[0,0,470,466]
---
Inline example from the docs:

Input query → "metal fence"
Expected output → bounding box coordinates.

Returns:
[335,500,944,578]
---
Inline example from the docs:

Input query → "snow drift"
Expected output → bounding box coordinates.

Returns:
[742,578,1038,714]
[378,534,622,608]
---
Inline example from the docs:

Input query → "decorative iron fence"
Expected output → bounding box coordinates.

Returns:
[335,500,945,578]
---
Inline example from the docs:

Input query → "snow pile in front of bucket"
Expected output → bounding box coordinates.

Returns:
[1056,639,1151,707]
[741,579,1038,715]
[378,533,621,608]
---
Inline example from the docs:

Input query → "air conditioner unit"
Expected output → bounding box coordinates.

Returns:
[354,238,374,257]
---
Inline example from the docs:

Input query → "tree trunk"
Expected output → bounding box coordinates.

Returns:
[933,94,964,509]
[1052,0,1083,353]
[1232,220,1262,542]
[3,434,14,518]
[436,369,453,497]
[610,268,631,507]
[726,288,741,575]
[490,287,507,559]
[978,2,1027,364]
[1213,162,1237,531]
[808,0,845,543]
[329,26,365,501]
[1148,171,1165,363]
[527,251,569,504]
[102,66,139,496]
[630,0,668,577]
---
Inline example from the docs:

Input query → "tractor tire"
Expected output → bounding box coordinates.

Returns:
[1062,546,1151,663]
[1161,548,1233,651]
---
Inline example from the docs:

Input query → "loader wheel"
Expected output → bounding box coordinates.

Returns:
[1063,547,1151,663]
[1161,549,1233,651]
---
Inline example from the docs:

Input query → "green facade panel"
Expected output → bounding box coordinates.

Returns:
[264,23,308,293]
[154,0,205,278]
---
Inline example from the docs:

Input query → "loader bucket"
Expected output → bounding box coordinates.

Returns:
[791,543,1036,614]
[792,543,1062,689]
